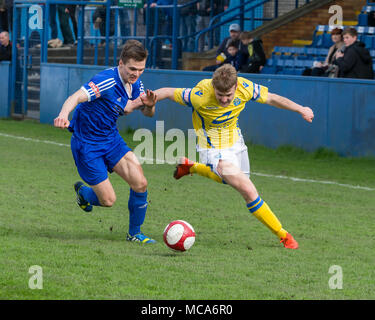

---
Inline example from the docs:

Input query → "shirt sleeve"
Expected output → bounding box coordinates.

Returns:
[81,72,116,102]
[131,80,146,100]
[173,88,194,107]
[252,83,268,103]
[241,78,268,104]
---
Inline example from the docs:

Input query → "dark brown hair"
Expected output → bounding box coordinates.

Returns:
[331,28,343,35]
[342,27,358,38]
[227,39,239,49]
[120,39,148,64]
[240,31,253,41]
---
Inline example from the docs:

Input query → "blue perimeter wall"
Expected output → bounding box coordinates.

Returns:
[0,62,10,118]
[5,63,375,157]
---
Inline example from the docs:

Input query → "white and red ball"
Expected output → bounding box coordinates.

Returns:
[163,220,195,251]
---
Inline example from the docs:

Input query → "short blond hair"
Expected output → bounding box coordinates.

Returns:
[212,64,237,92]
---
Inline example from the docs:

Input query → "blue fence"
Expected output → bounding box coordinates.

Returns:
[34,64,375,158]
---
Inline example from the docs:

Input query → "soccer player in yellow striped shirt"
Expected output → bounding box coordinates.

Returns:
[154,64,314,249]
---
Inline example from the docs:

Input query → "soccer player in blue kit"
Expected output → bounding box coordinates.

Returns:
[54,40,157,244]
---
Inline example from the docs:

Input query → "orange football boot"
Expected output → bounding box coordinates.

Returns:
[173,157,195,180]
[280,233,299,249]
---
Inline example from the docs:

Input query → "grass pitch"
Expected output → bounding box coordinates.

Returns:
[0,119,374,300]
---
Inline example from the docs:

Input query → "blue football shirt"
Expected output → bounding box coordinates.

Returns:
[68,67,145,144]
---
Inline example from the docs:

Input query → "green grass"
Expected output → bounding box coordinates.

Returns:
[0,119,374,299]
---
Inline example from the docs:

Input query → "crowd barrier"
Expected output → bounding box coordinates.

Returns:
[1,62,374,157]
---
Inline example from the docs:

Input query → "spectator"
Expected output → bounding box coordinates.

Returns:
[29,30,41,48]
[368,11,375,27]
[49,3,59,41]
[57,4,75,45]
[239,31,266,74]
[333,27,374,80]
[203,39,245,72]
[93,5,115,44]
[158,0,173,42]
[313,28,344,77]
[64,2,78,43]
[213,0,229,46]
[0,30,11,61]
[128,7,145,36]
[215,23,243,65]
[369,0,375,26]
[75,3,94,46]
[143,1,156,34]
[113,0,131,44]
[5,0,21,39]
[179,0,197,52]
[3,0,13,33]
[143,1,172,67]
[196,0,211,52]
[0,0,8,32]
[303,28,344,77]
[145,0,172,42]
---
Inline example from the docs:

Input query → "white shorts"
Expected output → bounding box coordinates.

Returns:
[197,135,250,178]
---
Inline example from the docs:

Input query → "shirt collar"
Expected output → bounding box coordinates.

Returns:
[117,67,132,98]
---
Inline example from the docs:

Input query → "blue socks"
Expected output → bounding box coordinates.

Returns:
[79,186,148,237]
[79,185,100,206]
[128,189,148,236]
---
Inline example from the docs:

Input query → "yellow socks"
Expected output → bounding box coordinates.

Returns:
[190,163,223,184]
[247,196,287,239]
[190,162,288,240]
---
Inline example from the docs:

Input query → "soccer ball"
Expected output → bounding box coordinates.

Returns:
[163,220,195,251]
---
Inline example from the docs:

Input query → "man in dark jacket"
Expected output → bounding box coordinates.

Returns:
[203,39,246,71]
[334,27,374,80]
[215,23,244,64]
[0,30,11,61]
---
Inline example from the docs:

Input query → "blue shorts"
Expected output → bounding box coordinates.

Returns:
[71,134,131,186]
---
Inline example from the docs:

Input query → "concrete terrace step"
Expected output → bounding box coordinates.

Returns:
[27,99,40,111]
[26,110,40,119]
[46,56,120,65]
[25,45,126,57]
[20,43,175,66]
[27,86,40,101]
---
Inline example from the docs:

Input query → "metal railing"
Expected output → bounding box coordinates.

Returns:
[11,0,317,70]
[195,0,270,51]
[9,0,319,116]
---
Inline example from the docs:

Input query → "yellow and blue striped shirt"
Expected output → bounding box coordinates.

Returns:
[174,77,268,149]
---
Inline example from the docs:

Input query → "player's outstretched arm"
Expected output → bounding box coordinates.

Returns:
[54,89,88,129]
[154,88,178,102]
[140,89,157,117]
[125,89,157,117]
[266,92,314,123]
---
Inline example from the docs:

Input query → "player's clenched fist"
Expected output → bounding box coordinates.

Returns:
[301,106,314,123]
[54,115,70,129]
